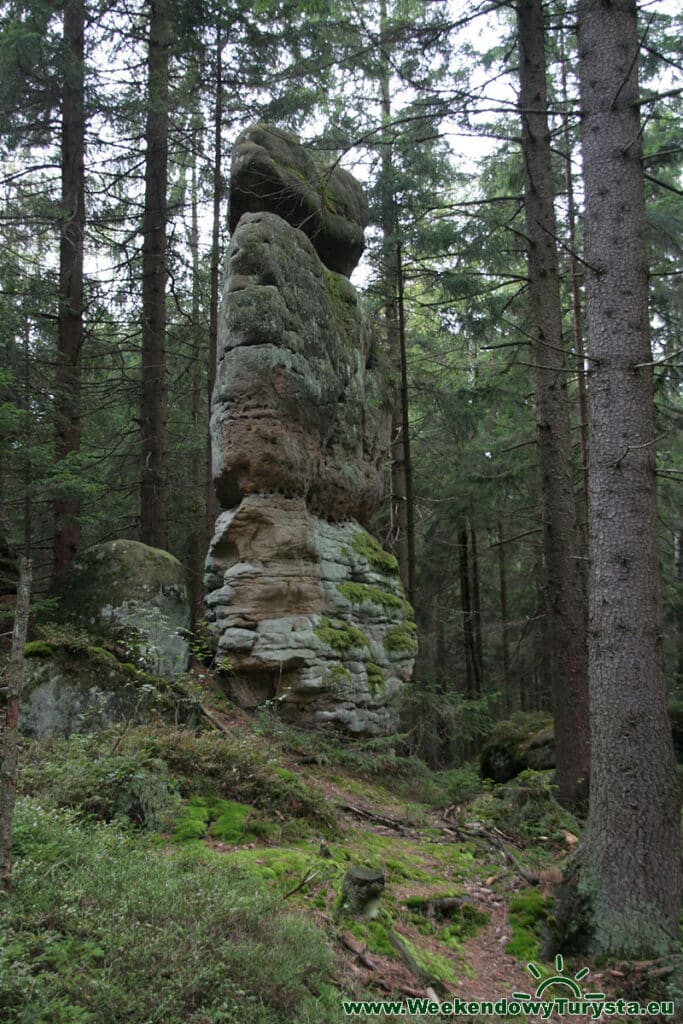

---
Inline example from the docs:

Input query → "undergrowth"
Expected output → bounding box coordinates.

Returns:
[0,800,342,1024]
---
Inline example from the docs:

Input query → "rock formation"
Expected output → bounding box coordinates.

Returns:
[53,539,191,677]
[205,125,416,736]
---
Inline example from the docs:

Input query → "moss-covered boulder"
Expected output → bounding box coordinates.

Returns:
[21,643,195,738]
[479,713,555,784]
[52,540,191,677]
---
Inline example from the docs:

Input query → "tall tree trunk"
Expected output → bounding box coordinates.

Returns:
[558,28,589,533]
[206,23,222,546]
[457,521,478,697]
[189,158,203,621]
[563,0,680,957]
[497,519,512,714]
[470,523,483,688]
[0,558,32,894]
[517,0,589,807]
[54,0,85,576]
[677,529,683,689]
[23,327,32,559]
[379,0,414,604]
[140,0,169,549]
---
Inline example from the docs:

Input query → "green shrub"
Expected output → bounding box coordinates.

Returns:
[1,800,342,1024]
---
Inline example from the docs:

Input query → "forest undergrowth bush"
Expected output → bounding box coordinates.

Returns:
[466,769,581,845]
[19,725,337,836]
[0,799,341,1024]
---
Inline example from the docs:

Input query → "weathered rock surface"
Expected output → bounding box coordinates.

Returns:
[205,495,416,735]
[52,540,191,677]
[211,211,389,524]
[207,126,414,736]
[229,124,368,277]
[21,644,196,738]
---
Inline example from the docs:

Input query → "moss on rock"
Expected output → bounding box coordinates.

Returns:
[383,621,418,655]
[352,531,399,575]
[314,617,368,654]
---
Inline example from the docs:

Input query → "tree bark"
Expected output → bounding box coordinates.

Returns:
[206,22,222,547]
[497,518,512,714]
[54,0,85,576]
[470,523,483,689]
[140,0,169,549]
[379,0,414,605]
[0,558,32,894]
[517,0,590,807]
[566,0,681,957]
[189,157,203,621]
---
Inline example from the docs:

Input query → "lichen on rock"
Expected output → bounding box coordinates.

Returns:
[205,125,416,736]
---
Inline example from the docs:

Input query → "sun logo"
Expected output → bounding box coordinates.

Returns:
[512,954,605,1001]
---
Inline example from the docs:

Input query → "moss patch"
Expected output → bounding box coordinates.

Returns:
[366,662,385,692]
[315,617,368,654]
[505,888,550,961]
[24,641,54,658]
[352,532,399,576]
[337,581,404,613]
[383,621,418,655]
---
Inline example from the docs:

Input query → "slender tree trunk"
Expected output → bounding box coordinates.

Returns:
[563,0,681,957]
[140,0,169,549]
[559,29,589,533]
[434,593,446,690]
[379,0,413,603]
[206,23,222,546]
[396,242,415,605]
[22,327,32,559]
[517,0,589,807]
[0,558,32,894]
[497,519,512,714]
[54,0,85,576]
[470,523,483,688]
[457,521,478,697]
[189,159,203,621]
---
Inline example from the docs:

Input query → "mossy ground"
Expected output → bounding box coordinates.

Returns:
[9,684,622,1022]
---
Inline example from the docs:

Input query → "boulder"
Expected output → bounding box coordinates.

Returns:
[52,540,191,677]
[228,124,368,277]
[211,211,390,524]
[20,643,195,738]
[479,713,555,784]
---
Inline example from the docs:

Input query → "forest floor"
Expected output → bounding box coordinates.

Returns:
[2,673,678,1023]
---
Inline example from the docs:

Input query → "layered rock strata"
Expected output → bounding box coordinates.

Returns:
[205,126,415,735]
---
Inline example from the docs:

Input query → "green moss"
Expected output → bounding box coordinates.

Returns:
[345,919,394,956]
[209,799,252,843]
[323,269,358,341]
[315,617,368,654]
[383,621,418,655]
[329,662,352,683]
[24,641,53,658]
[337,581,404,612]
[172,798,210,843]
[505,888,550,961]
[365,662,385,692]
[351,532,399,575]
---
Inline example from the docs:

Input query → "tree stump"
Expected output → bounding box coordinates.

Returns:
[340,867,385,916]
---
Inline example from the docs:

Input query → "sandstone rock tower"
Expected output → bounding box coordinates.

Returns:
[204,125,416,735]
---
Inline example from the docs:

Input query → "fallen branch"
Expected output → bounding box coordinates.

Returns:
[283,869,319,899]
[339,802,408,835]
[339,931,378,971]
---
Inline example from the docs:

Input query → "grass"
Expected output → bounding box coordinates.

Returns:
[0,800,342,1024]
